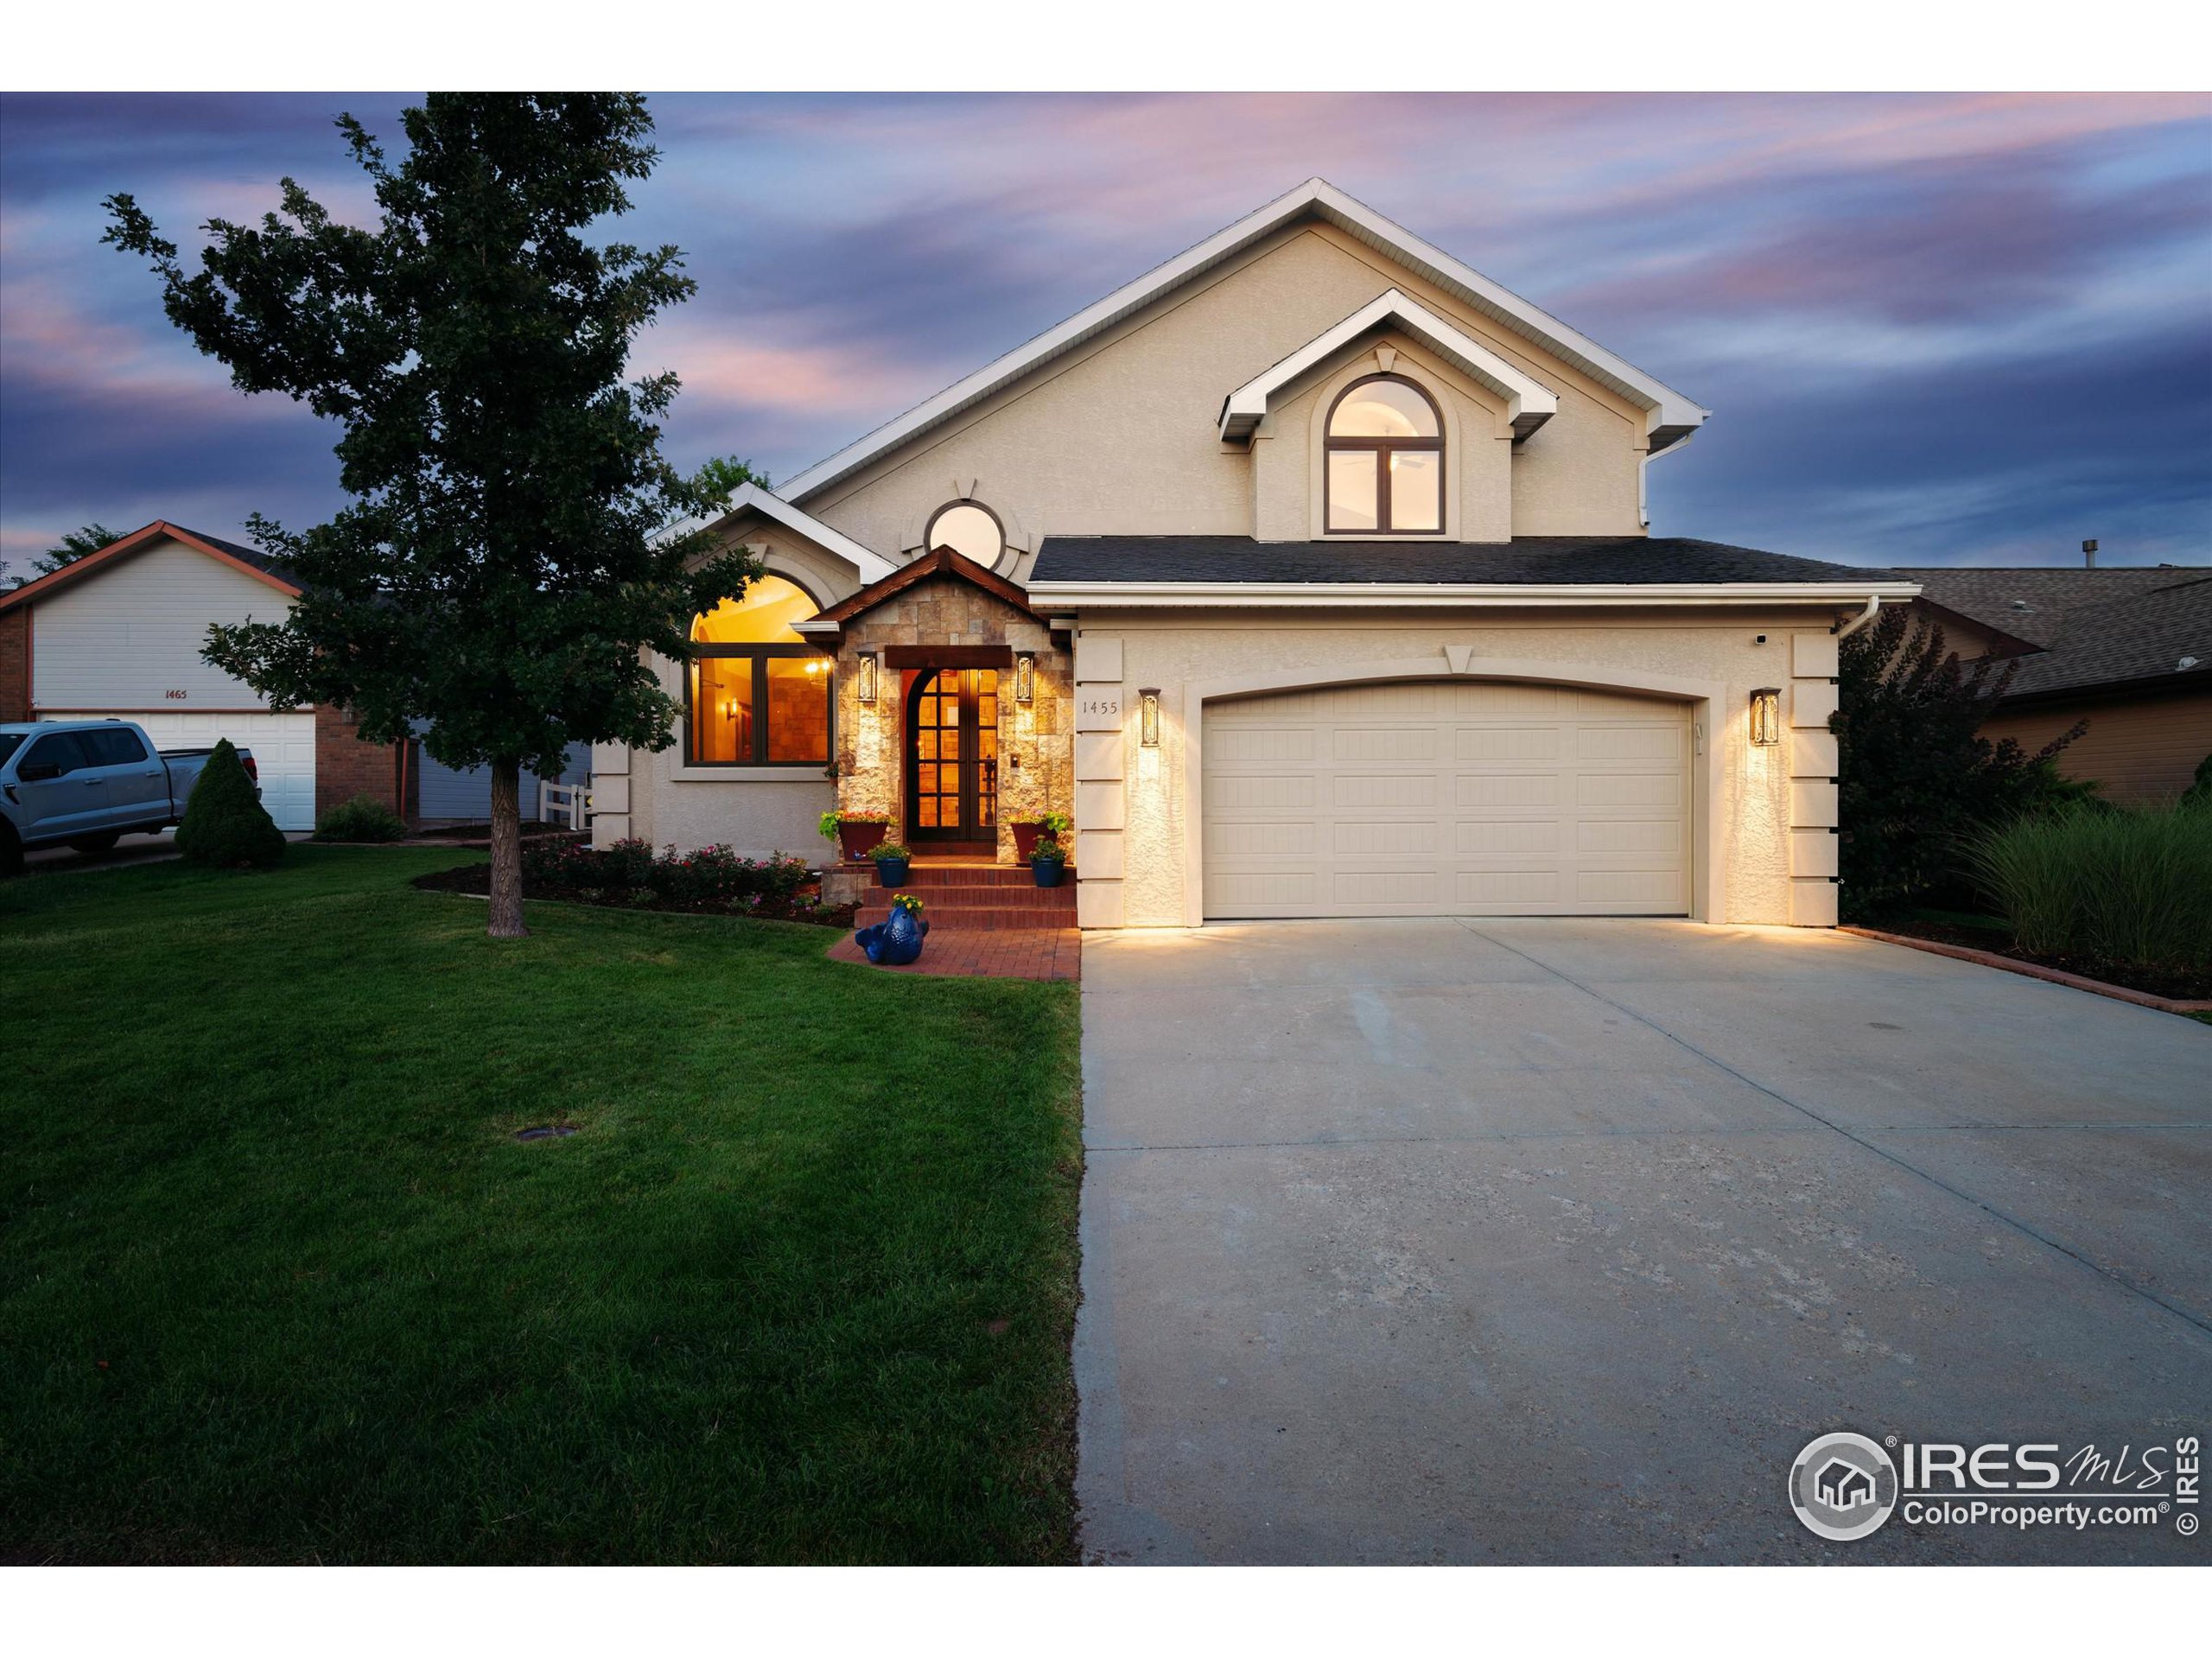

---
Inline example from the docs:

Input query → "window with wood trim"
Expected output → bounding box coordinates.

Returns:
[686,575,833,766]
[1325,373,1444,534]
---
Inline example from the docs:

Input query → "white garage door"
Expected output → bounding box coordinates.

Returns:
[49,711,318,832]
[1202,679,1691,918]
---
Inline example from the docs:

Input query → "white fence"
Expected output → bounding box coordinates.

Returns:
[537,779,592,830]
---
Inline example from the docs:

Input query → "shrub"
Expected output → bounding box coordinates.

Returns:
[2182,753,2212,812]
[518,837,811,907]
[1967,804,2212,969]
[1832,607,2084,919]
[175,739,286,868]
[314,792,407,842]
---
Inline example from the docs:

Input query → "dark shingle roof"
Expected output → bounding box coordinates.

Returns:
[1031,535,1904,587]
[175,524,302,588]
[1999,576,2212,699]
[1891,566,2198,649]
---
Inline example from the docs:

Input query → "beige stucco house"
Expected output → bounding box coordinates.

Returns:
[592,180,1919,928]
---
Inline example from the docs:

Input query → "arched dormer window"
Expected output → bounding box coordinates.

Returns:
[687,574,833,766]
[1325,374,1444,535]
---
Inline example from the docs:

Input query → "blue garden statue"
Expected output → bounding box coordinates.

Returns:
[855,893,928,965]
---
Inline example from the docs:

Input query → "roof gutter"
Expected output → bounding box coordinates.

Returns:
[1027,580,1924,611]
[1833,594,1883,639]
[1637,428,1697,530]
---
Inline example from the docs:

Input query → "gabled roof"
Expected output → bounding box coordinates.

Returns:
[1893,565,2201,651]
[797,545,1037,636]
[778,177,1709,505]
[661,482,901,583]
[0,520,300,613]
[1217,289,1558,443]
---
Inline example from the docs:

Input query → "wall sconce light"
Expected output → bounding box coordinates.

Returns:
[1139,687,1160,747]
[1749,687,1781,747]
[856,651,879,705]
[1014,651,1035,704]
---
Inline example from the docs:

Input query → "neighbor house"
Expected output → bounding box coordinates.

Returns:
[0,521,587,830]
[1895,565,2211,805]
[594,180,1921,927]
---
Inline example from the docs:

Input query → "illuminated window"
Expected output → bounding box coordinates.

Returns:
[925,501,1005,569]
[687,575,832,766]
[1325,374,1444,535]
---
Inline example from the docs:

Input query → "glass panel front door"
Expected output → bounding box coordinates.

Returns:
[907,668,1000,841]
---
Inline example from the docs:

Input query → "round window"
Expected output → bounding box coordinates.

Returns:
[926,502,1004,569]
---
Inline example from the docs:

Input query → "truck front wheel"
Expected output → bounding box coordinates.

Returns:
[0,826,22,877]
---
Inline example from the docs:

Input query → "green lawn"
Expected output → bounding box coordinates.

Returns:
[0,849,1083,1563]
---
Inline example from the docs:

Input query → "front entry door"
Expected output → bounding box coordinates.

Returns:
[907,668,999,842]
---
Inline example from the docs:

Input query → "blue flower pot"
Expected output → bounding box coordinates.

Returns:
[855,906,928,965]
[1032,858,1065,887]
[874,856,910,888]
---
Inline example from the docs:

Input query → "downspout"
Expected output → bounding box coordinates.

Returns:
[1638,428,1699,528]
[1834,594,1881,639]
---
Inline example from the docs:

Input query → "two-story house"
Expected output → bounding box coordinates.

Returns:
[591,180,1918,928]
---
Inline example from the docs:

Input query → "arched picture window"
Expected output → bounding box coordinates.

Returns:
[687,574,833,766]
[1325,374,1444,534]
[925,501,1005,569]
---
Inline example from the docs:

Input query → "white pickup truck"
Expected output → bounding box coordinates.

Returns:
[0,718,259,874]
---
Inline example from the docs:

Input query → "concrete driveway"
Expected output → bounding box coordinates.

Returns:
[1073,918,2212,1564]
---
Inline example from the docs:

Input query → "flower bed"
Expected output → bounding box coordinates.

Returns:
[411,838,855,927]
[1872,911,2212,1002]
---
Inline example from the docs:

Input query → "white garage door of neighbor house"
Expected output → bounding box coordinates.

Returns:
[1202,679,1692,919]
[48,711,319,833]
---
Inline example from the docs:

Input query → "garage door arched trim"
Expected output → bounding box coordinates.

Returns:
[1178,654,1726,926]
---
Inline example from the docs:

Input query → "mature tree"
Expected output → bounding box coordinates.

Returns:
[104,93,756,936]
[11,523,123,587]
[1831,605,2084,919]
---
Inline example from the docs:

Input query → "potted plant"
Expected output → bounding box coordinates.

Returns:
[855,892,928,965]
[1011,809,1074,861]
[1030,836,1068,887]
[870,839,912,888]
[819,809,893,862]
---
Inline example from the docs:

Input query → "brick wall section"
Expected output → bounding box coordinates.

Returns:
[0,606,29,722]
[314,702,414,821]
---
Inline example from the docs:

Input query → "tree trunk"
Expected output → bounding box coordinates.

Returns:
[486,758,529,939]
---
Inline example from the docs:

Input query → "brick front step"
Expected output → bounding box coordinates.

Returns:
[868,880,1075,906]
[856,906,1078,931]
[839,860,1067,888]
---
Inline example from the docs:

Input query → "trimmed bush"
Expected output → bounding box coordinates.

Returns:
[175,738,286,869]
[1967,804,2212,970]
[518,836,810,906]
[314,792,407,842]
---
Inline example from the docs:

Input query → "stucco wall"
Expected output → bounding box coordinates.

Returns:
[803,221,1651,556]
[600,539,859,859]
[1074,608,1837,926]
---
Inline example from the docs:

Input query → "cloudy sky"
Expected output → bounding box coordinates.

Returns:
[2,91,2207,576]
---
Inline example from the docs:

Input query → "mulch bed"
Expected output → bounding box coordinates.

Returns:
[410,862,857,929]
[1869,916,2212,1002]
[409,822,582,846]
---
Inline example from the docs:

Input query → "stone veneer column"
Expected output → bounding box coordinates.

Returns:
[1787,630,1841,925]
[1071,632,1126,928]
[590,741,631,848]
